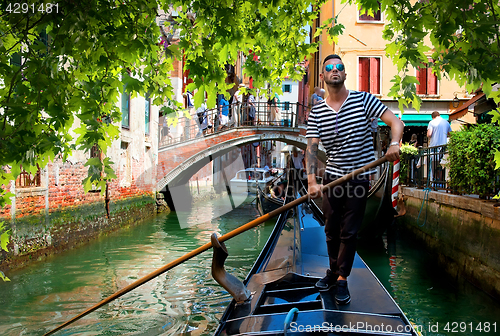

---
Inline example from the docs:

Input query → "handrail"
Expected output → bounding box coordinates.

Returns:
[158,101,305,148]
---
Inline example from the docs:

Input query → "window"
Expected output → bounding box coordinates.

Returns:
[358,57,381,94]
[120,141,131,187]
[145,94,151,135]
[16,165,42,188]
[416,63,438,95]
[283,84,291,93]
[359,1,382,21]
[121,84,130,129]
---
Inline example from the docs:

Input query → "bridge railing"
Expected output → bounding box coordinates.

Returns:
[158,101,308,148]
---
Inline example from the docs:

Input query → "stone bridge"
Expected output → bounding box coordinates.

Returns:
[156,126,326,191]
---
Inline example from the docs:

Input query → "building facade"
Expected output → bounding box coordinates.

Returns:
[305,0,470,146]
[1,91,159,265]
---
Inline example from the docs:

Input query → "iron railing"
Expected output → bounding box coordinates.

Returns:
[404,145,500,198]
[159,101,309,147]
[404,145,449,191]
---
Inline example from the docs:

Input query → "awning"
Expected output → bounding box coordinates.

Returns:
[449,92,485,120]
[378,114,449,127]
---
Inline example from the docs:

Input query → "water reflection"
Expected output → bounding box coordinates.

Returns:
[2,198,499,336]
[358,228,500,336]
[0,195,274,335]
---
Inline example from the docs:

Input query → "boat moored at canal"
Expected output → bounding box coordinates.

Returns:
[229,168,274,194]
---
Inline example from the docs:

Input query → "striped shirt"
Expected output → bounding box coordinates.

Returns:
[306,90,387,177]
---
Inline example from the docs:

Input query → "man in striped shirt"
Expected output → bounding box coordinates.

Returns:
[306,54,403,305]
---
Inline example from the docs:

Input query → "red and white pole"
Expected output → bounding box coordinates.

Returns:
[391,159,400,210]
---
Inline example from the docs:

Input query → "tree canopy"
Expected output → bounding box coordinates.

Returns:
[1,0,500,274]
[0,0,326,265]
[0,0,324,197]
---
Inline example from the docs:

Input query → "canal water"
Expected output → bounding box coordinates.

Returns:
[0,194,499,335]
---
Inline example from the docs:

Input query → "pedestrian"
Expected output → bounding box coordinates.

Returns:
[267,93,281,125]
[290,146,306,183]
[161,117,174,143]
[306,54,403,305]
[196,101,208,137]
[185,90,194,109]
[217,94,230,131]
[427,111,452,183]
[311,87,322,106]
[247,91,256,125]
[233,83,245,126]
[266,93,274,125]
[409,133,418,147]
[271,182,286,200]
[427,111,451,147]
[319,88,326,100]
[290,146,305,169]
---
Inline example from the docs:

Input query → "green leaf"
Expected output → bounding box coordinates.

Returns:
[0,270,10,282]
[194,85,205,109]
[489,109,500,125]
[1,224,10,252]
[10,162,21,179]
[494,150,500,170]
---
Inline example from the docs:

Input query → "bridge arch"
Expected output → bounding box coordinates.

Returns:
[157,132,326,191]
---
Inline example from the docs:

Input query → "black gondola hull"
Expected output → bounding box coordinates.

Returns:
[214,181,418,336]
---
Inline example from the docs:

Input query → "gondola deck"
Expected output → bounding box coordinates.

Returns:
[214,184,417,336]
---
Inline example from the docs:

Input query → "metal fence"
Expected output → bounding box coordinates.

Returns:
[158,101,308,147]
[404,145,449,191]
[404,145,500,198]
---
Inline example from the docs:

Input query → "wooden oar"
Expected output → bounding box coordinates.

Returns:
[43,156,388,336]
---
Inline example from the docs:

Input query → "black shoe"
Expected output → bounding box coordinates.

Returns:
[315,271,338,291]
[335,280,351,305]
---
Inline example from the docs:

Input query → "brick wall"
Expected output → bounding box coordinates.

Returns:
[0,153,157,271]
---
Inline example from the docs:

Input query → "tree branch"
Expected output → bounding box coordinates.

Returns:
[488,0,500,50]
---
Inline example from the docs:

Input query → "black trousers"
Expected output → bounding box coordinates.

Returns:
[322,173,369,278]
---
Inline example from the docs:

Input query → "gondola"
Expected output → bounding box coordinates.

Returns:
[256,161,395,239]
[256,184,284,215]
[212,173,418,336]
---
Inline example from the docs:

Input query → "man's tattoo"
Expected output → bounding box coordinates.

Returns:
[306,142,319,175]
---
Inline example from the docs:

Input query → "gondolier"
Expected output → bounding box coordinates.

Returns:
[306,54,403,304]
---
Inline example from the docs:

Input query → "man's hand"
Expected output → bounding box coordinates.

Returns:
[385,145,401,162]
[308,181,323,199]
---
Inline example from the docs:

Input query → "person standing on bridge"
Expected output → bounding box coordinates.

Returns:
[306,54,403,305]
[217,94,230,131]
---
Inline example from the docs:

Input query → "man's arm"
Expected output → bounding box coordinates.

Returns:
[380,109,404,162]
[306,137,322,197]
[427,127,432,138]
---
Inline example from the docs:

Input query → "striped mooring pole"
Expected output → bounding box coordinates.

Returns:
[391,159,400,210]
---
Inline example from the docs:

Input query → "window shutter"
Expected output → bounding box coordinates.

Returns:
[416,67,426,95]
[359,58,370,92]
[427,67,437,95]
[370,57,380,94]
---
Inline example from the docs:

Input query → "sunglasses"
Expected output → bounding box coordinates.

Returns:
[325,63,345,72]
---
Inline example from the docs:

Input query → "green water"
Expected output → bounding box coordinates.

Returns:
[358,227,500,336]
[0,195,499,335]
[0,195,274,335]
